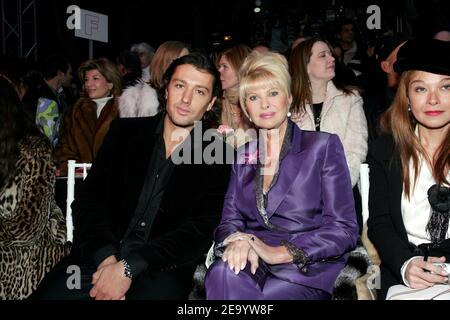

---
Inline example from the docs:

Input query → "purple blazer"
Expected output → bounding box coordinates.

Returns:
[214,123,358,293]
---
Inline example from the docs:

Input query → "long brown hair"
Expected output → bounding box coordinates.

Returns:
[150,41,189,89]
[216,45,252,129]
[289,37,355,116]
[380,70,450,198]
[216,45,252,74]
[0,77,42,189]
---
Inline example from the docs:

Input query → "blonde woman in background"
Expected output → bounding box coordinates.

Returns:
[216,45,255,148]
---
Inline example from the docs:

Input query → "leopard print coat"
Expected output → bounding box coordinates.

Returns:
[0,135,69,300]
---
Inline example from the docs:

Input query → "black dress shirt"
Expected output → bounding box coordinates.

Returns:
[118,117,175,276]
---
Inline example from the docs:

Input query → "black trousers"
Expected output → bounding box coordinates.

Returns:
[32,261,189,300]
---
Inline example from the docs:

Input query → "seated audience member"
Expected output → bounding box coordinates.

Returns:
[0,77,67,300]
[55,58,122,175]
[35,53,232,300]
[130,42,154,82]
[216,45,254,148]
[332,19,374,86]
[35,54,73,146]
[205,52,358,300]
[367,39,450,299]
[289,37,367,188]
[362,35,407,140]
[116,50,142,89]
[289,37,367,229]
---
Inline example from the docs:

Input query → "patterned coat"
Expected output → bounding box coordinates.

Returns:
[0,135,68,299]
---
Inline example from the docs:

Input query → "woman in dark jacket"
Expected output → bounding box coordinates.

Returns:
[55,58,122,175]
[367,39,450,299]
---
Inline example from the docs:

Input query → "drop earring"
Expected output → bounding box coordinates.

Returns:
[287,111,292,118]
[408,104,411,111]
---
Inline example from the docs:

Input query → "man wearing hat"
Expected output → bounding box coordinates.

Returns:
[362,34,407,140]
[394,38,450,75]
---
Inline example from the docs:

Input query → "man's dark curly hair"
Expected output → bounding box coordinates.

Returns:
[158,51,222,128]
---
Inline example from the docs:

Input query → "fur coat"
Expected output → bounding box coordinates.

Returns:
[118,80,159,118]
[0,135,68,299]
[55,97,118,175]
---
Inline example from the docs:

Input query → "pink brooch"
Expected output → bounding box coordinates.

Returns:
[243,150,258,165]
[217,125,235,136]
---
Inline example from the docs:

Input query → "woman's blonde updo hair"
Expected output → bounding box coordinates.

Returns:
[238,51,291,116]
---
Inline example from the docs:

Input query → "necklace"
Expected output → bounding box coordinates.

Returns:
[312,102,323,130]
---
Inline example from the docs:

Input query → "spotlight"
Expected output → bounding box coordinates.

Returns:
[254,7,261,13]
[224,35,232,41]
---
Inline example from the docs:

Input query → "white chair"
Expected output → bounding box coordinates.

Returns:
[359,163,370,226]
[66,160,91,242]
[357,163,383,300]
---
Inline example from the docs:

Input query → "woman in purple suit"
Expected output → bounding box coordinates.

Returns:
[205,51,358,300]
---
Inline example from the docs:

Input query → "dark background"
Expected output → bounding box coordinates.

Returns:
[2,0,449,66]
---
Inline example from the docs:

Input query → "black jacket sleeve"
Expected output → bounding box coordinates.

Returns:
[367,136,414,282]
[71,120,121,266]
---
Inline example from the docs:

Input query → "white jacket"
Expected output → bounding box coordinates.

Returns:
[293,82,368,187]
[118,80,159,118]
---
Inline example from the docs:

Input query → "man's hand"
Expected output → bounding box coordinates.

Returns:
[405,256,448,289]
[89,260,131,300]
[92,255,118,287]
[97,255,118,271]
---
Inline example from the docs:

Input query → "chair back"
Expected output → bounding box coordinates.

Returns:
[360,163,370,226]
[66,160,92,242]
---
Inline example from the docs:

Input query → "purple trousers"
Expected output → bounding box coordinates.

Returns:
[205,260,331,300]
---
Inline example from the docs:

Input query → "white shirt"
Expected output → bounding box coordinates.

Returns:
[93,96,113,118]
[400,148,450,286]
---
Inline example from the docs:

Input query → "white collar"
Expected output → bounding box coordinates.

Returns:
[93,96,113,106]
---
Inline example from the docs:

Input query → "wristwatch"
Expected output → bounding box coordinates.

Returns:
[121,259,133,280]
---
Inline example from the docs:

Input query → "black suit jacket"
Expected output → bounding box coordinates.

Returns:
[368,135,450,299]
[70,114,232,283]
[367,134,413,298]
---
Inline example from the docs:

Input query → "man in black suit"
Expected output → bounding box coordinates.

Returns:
[36,52,232,300]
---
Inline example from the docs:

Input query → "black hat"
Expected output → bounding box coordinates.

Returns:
[394,39,450,76]
[377,34,408,61]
